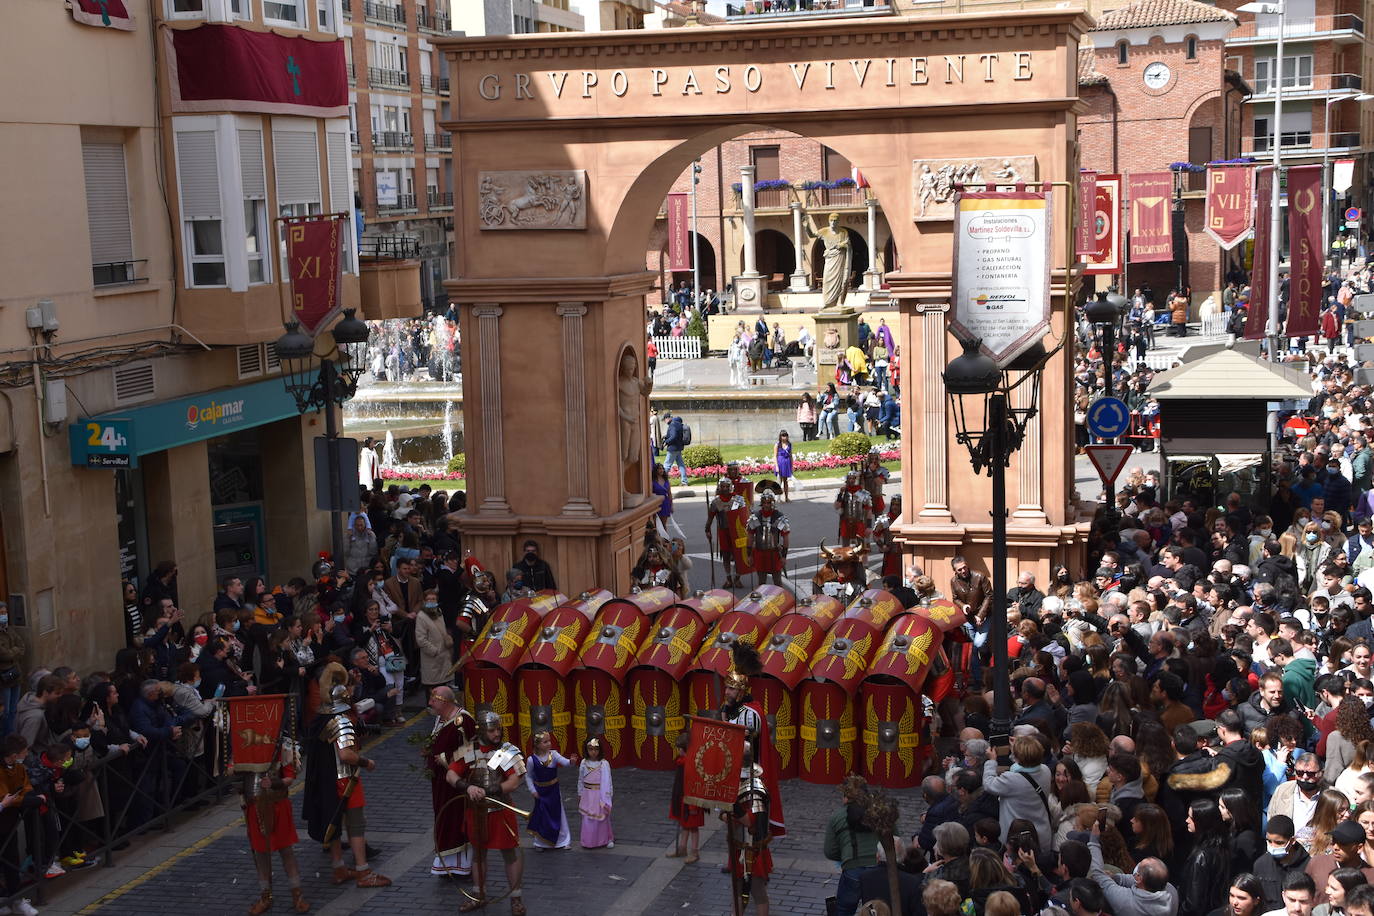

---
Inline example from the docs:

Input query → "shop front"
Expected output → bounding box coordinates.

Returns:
[69,378,332,608]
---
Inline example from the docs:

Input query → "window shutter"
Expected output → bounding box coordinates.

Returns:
[327,131,351,213]
[82,143,134,265]
[176,130,222,219]
[274,129,320,205]
[236,344,263,378]
[238,129,266,200]
[113,362,156,405]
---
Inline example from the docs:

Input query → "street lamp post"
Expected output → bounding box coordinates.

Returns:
[943,337,1049,742]
[1239,0,1286,355]
[1322,92,1374,260]
[691,159,703,309]
[1085,290,1127,510]
[275,309,371,564]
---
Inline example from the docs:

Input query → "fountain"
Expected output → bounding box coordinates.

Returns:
[381,429,399,469]
[441,399,455,465]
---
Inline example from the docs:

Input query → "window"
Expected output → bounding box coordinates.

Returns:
[167,0,204,17]
[274,125,322,268]
[317,0,331,29]
[751,146,780,182]
[326,128,355,273]
[1185,36,1198,60]
[231,0,250,18]
[82,141,136,286]
[822,146,852,181]
[175,130,226,287]
[264,0,301,26]
[1255,55,1313,93]
[1254,109,1313,149]
[239,128,269,283]
[1116,40,1128,65]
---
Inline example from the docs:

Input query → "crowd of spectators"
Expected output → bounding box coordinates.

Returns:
[0,479,549,915]
[363,314,460,384]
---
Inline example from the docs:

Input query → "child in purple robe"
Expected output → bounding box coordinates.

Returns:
[577,736,614,849]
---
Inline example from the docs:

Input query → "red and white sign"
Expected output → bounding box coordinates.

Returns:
[285,215,345,335]
[1127,171,1173,263]
[1085,444,1133,486]
[666,193,691,271]
[1204,166,1255,250]
[1084,174,1122,276]
[1076,171,1097,257]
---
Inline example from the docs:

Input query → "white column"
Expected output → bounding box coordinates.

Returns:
[863,197,881,290]
[1012,373,1046,521]
[557,302,596,517]
[919,306,951,519]
[788,202,809,291]
[739,164,759,277]
[473,303,510,515]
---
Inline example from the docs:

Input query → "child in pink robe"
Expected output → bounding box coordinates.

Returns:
[577,736,614,849]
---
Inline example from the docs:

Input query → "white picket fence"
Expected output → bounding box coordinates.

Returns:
[1199,314,1230,338]
[652,336,702,359]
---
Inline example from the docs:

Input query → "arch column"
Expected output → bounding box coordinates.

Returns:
[788,202,809,291]
[734,164,766,310]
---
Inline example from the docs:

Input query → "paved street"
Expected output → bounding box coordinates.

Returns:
[46,710,928,916]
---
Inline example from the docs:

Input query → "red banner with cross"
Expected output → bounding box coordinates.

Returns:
[165,24,348,118]
[285,215,345,335]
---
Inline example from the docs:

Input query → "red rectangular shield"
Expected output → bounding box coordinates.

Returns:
[1128,171,1173,263]
[667,193,691,271]
[1204,166,1254,249]
[1285,164,1324,339]
[682,715,747,809]
[226,694,288,773]
[285,216,344,335]
[1076,171,1097,256]
[1084,174,1121,275]
[1246,167,1274,340]
[726,504,755,574]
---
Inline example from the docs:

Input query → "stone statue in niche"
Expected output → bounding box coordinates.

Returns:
[618,350,652,508]
[478,169,586,230]
[911,156,1037,221]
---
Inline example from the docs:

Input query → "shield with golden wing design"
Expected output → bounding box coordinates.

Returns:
[635,607,707,681]
[810,618,879,697]
[470,603,540,674]
[733,584,795,624]
[843,589,903,629]
[519,606,592,677]
[692,611,767,676]
[758,615,826,690]
[578,602,648,683]
[868,613,944,694]
[574,669,628,766]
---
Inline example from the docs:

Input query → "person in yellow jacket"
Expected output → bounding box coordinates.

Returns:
[845,344,869,384]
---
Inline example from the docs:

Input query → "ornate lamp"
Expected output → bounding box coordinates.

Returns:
[273,321,317,413]
[330,308,371,396]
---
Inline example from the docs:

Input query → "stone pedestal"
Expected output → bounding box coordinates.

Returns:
[813,308,860,391]
[732,274,768,312]
[862,269,882,291]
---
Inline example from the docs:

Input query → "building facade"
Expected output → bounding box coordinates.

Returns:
[0,0,379,673]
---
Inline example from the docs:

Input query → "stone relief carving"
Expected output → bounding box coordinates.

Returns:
[911,156,1037,222]
[478,169,586,230]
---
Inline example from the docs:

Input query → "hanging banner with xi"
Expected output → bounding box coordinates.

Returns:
[1127,172,1173,263]
[1204,166,1255,250]
[1285,165,1324,339]
[285,216,344,336]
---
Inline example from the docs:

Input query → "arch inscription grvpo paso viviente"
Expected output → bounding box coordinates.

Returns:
[437,10,1093,594]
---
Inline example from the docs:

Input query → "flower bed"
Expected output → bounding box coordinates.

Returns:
[379,445,901,483]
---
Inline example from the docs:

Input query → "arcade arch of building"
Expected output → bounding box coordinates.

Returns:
[437,11,1094,593]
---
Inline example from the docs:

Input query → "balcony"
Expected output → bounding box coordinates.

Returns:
[804,184,868,208]
[377,193,418,215]
[731,186,793,209]
[424,132,452,151]
[347,62,356,85]
[368,66,410,90]
[439,77,450,95]
[427,190,453,210]
[358,236,422,320]
[93,258,149,289]
[1227,12,1364,44]
[341,0,349,11]
[416,7,449,32]
[363,0,404,26]
[420,73,442,94]
[371,130,414,151]
[1246,129,1362,154]
[724,0,892,20]
[349,130,360,149]
[1247,72,1362,99]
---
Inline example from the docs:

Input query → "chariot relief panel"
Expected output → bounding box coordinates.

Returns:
[478,169,587,230]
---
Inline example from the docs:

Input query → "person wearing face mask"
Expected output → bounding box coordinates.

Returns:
[515,539,557,592]
[0,602,24,739]
[414,588,454,698]
[1298,524,1337,593]
[1254,815,1313,914]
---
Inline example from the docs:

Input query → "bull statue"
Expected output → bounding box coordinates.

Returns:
[812,542,869,604]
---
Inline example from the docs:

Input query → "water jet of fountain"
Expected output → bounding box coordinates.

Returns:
[442,400,455,464]
[381,429,399,469]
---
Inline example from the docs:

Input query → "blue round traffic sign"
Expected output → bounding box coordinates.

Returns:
[1085,397,1131,439]
[1346,207,1362,222]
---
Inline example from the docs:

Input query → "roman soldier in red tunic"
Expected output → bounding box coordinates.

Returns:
[706,479,749,588]
[720,643,784,839]
[446,714,527,915]
[833,470,873,546]
[746,489,790,588]
[727,751,774,916]
[424,686,477,878]
[861,451,890,515]
[243,742,309,915]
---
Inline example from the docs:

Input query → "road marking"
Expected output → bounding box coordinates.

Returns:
[75,709,429,915]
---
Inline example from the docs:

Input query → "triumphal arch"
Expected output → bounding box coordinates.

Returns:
[438,10,1093,592]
